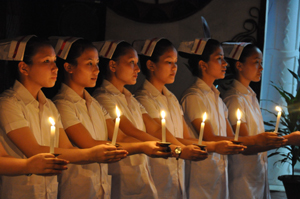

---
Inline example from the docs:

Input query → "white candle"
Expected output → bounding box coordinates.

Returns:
[234,109,241,141]
[198,112,207,145]
[111,106,121,146]
[49,117,55,154]
[274,106,282,133]
[161,111,166,143]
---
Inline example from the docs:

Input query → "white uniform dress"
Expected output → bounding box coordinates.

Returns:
[0,80,61,199]
[181,78,228,199]
[221,79,270,199]
[135,80,186,199]
[93,80,158,199]
[53,83,111,199]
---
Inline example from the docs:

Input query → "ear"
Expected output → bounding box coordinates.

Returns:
[109,60,116,72]
[198,60,208,71]
[18,61,29,76]
[235,61,243,72]
[146,60,155,72]
[64,62,73,73]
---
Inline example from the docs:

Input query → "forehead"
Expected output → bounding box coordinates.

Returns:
[80,47,99,58]
[120,48,138,58]
[211,46,223,56]
[33,45,55,57]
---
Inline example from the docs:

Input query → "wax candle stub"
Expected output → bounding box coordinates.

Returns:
[198,112,207,145]
[49,117,55,154]
[161,111,166,143]
[111,106,121,146]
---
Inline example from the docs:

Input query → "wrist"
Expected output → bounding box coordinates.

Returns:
[24,159,32,176]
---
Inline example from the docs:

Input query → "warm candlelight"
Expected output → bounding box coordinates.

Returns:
[161,111,166,143]
[274,106,282,133]
[234,109,241,141]
[49,117,55,154]
[111,106,121,146]
[198,112,207,145]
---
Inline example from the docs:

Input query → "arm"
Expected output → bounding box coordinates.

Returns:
[65,119,170,158]
[232,123,287,155]
[192,118,284,147]
[7,127,127,164]
[0,143,68,176]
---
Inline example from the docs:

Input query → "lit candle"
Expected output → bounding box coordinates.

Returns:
[198,112,207,145]
[161,111,166,143]
[234,109,241,141]
[49,117,55,154]
[111,106,121,146]
[274,106,282,133]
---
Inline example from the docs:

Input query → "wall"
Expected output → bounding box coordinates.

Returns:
[105,0,261,98]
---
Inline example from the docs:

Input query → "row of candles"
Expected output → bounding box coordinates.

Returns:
[47,105,283,153]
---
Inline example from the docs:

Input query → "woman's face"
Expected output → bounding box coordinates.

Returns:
[113,48,140,85]
[151,47,178,85]
[203,46,228,80]
[69,47,100,88]
[238,47,263,83]
[25,45,58,88]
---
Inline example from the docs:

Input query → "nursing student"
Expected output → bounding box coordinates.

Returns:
[220,42,300,199]
[179,38,287,199]
[0,142,68,176]
[93,40,208,199]
[134,38,246,199]
[0,35,127,199]
[52,37,171,199]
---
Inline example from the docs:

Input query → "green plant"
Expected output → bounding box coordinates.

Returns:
[263,69,300,176]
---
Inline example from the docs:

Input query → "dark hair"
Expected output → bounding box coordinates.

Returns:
[187,39,221,77]
[23,37,53,65]
[226,44,259,77]
[139,39,174,78]
[98,41,134,82]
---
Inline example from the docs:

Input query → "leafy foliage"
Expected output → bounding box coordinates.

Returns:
[265,69,300,175]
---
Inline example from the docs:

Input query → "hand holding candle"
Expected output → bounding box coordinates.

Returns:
[48,117,55,154]
[198,112,207,145]
[161,111,166,143]
[274,106,282,133]
[234,109,241,141]
[111,106,121,146]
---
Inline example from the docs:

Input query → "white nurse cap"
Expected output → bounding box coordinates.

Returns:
[49,36,82,60]
[95,40,124,59]
[0,35,36,61]
[133,37,164,57]
[178,38,210,56]
[222,42,251,60]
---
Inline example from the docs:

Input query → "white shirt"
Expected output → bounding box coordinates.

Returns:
[93,80,158,199]
[135,80,186,199]
[0,80,62,199]
[181,78,228,199]
[221,79,270,199]
[53,83,111,199]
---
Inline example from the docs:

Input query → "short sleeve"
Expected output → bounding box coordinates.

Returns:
[94,93,119,119]
[54,99,81,130]
[181,94,208,122]
[135,95,160,119]
[0,98,29,133]
[100,104,111,120]
[224,95,246,126]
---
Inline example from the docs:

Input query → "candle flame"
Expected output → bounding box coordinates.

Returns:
[275,106,282,112]
[237,109,241,120]
[116,106,121,118]
[48,117,55,126]
[161,110,166,119]
[203,112,207,122]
